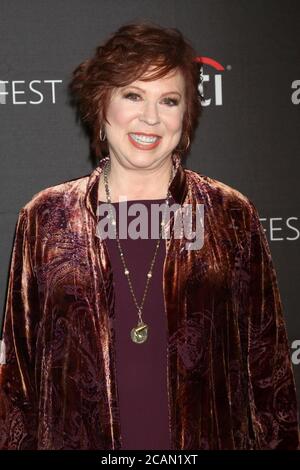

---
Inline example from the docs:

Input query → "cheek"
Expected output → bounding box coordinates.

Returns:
[162,104,184,131]
[107,101,136,127]
[166,113,184,133]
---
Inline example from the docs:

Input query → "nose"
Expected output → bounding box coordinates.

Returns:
[139,101,160,125]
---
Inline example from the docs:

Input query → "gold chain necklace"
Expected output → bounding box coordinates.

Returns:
[103,159,174,344]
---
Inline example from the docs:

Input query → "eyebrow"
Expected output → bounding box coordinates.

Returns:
[124,85,182,97]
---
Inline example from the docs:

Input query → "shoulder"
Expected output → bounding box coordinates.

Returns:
[185,168,258,218]
[20,172,91,219]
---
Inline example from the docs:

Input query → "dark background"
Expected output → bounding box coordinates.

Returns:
[1,0,299,411]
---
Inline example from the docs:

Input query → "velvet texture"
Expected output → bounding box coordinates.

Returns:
[0,153,299,450]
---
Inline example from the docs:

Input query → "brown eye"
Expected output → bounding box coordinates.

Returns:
[164,98,179,106]
[124,92,140,101]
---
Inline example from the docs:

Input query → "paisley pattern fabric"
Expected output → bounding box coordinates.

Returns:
[0,152,299,450]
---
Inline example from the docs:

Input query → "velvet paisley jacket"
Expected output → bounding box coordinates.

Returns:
[0,153,299,450]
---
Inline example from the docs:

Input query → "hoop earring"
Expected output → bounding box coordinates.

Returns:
[100,127,106,141]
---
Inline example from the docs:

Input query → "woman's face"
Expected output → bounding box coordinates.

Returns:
[104,68,186,170]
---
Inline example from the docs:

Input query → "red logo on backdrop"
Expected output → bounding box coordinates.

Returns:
[193,56,225,106]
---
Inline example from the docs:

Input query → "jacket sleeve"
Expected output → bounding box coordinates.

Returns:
[246,201,300,449]
[0,207,39,449]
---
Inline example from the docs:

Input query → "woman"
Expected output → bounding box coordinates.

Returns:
[0,21,299,450]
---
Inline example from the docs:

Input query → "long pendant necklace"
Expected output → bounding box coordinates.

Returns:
[103,158,174,344]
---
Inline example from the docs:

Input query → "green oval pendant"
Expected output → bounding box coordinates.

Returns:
[131,321,148,344]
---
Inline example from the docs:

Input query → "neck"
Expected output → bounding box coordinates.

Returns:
[99,156,174,202]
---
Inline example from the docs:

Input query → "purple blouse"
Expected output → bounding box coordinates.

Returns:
[98,197,174,450]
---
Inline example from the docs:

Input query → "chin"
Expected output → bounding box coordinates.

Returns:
[124,153,162,168]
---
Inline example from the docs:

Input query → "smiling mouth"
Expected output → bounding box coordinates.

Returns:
[129,133,161,143]
[128,133,162,149]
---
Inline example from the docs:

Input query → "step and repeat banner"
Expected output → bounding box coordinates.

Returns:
[1,0,300,420]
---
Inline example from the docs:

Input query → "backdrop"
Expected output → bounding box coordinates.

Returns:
[1,0,300,415]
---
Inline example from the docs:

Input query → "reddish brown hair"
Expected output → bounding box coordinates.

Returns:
[68,20,202,159]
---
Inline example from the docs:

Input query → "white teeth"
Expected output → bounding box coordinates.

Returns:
[130,133,159,144]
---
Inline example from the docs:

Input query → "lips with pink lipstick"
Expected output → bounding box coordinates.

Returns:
[128,132,162,150]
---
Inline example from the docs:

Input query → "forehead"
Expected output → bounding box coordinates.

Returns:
[115,68,185,94]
